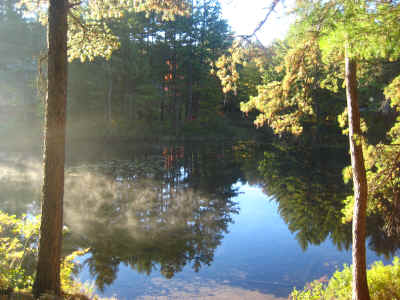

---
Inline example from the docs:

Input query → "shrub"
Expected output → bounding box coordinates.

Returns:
[291,257,400,300]
[0,211,90,296]
[0,212,39,290]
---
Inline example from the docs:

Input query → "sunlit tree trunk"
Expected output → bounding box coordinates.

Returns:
[345,51,370,300]
[33,0,68,297]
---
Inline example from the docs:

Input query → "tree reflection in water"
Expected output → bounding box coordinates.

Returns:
[257,142,353,250]
[63,143,242,290]
[257,141,400,258]
[1,140,400,293]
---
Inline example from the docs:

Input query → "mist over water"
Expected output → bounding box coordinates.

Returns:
[0,153,42,215]
[1,141,399,299]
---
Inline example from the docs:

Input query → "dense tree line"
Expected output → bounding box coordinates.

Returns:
[0,0,254,142]
[66,0,237,138]
[3,0,400,298]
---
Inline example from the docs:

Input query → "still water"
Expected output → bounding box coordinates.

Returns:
[0,140,398,299]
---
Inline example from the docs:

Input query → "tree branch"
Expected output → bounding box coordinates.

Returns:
[238,0,280,40]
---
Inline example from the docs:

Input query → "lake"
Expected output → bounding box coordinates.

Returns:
[0,139,398,299]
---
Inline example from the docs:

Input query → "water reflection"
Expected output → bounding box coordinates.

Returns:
[257,142,353,250]
[257,141,400,259]
[125,276,287,300]
[0,140,399,298]
[0,153,41,215]
[62,143,247,290]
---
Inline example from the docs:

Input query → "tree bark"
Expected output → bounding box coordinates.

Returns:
[345,52,370,300]
[33,0,68,297]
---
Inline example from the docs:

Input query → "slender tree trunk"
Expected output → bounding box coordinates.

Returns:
[161,84,165,121]
[106,63,113,125]
[187,53,193,121]
[33,0,68,297]
[186,0,194,121]
[345,52,370,300]
[172,30,178,135]
[129,93,135,120]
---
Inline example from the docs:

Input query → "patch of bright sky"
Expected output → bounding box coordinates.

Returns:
[220,0,296,46]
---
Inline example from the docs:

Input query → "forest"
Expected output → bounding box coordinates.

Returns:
[1,0,400,299]
[1,0,262,144]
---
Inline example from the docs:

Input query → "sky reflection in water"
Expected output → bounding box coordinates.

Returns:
[79,183,354,299]
[0,142,397,299]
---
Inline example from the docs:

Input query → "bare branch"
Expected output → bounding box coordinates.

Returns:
[238,0,280,40]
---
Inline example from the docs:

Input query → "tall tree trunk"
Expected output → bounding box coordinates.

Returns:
[172,29,178,135]
[161,84,165,121]
[129,93,135,120]
[106,63,113,125]
[345,52,370,300]
[186,0,194,121]
[187,59,193,120]
[33,0,68,297]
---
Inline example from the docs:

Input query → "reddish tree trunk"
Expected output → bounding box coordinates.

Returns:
[345,53,370,300]
[33,0,68,297]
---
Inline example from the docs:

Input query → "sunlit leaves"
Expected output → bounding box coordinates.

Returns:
[0,211,91,292]
[291,258,400,300]
[212,41,244,95]
[301,0,400,62]
[67,13,119,62]
[83,0,188,21]
[134,0,188,20]
[17,0,189,62]
[0,211,39,290]
[240,36,324,135]
[60,248,91,294]
[385,75,400,111]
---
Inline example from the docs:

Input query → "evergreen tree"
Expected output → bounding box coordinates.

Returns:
[231,1,400,299]
[18,0,189,296]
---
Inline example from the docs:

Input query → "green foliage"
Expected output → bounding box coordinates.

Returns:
[213,40,244,95]
[0,211,39,290]
[2,0,242,141]
[290,280,327,300]
[61,248,94,296]
[291,257,400,300]
[317,1,400,62]
[17,0,189,62]
[238,26,345,137]
[64,0,236,140]
[340,72,400,232]
[238,0,400,138]
[385,75,400,110]
[0,211,91,295]
[235,0,400,241]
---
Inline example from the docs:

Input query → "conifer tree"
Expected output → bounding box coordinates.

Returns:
[18,0,188,297]
[228,1,400,299]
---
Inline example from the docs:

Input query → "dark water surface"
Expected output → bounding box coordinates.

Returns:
[1,140,398,299]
